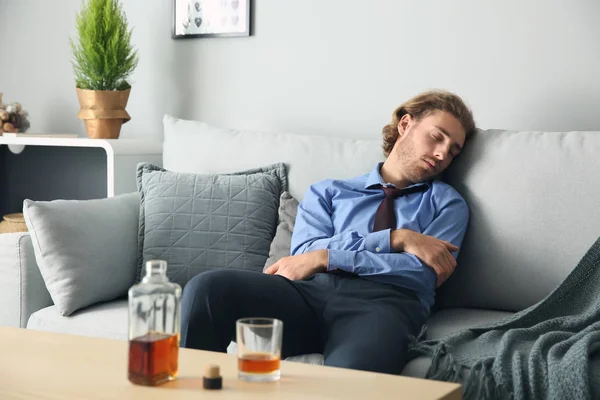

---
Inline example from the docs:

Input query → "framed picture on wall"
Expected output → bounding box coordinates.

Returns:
[173,0,251,39]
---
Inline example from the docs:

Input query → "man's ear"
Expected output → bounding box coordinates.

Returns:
[397,114,412,136]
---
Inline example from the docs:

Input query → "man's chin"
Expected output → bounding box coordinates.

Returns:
[410,172,439,184]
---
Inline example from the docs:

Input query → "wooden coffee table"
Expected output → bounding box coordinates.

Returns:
[0,327,461,399]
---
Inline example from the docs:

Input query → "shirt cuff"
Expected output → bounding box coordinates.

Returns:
[364,229,391,253]
[326,249,356,273]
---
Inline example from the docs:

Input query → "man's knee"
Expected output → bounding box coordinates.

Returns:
[184,269,224,290]
[183,269,245,299]
[181,270,250,348]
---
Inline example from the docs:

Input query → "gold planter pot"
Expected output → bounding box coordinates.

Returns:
[0,213,27,234]
[76,88,131,139]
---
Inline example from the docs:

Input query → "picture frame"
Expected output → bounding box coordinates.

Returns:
[173,0,251,39]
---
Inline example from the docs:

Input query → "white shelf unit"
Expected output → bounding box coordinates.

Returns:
[0,136,162,217]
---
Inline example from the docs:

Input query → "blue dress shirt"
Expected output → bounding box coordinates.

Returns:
[291,162,469,313]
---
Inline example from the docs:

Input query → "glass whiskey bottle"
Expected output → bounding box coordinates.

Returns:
[128,260,182,386]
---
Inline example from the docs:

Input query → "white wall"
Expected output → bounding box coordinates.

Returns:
[1,0,600,140]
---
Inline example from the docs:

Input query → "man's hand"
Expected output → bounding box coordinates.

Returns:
[264,250,328,280]
[391,229,459,288]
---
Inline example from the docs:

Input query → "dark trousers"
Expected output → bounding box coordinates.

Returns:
[180,269,428,375]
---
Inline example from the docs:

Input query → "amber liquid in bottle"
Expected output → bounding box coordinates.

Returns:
[128,332,179,386]
[238,352,281,374]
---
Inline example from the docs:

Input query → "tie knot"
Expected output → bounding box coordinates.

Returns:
[381,185,403,198]
[380,184,428,198]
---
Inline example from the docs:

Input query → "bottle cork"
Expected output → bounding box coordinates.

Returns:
[203,364,222,390]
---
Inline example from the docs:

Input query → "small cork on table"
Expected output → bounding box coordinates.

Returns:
[203,364,223,390]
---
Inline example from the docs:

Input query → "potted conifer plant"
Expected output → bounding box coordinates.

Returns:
[70,0,138,139]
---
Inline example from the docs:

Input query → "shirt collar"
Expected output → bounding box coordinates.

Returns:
[364,162,431,190]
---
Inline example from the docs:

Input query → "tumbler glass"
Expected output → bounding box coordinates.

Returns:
[236,318,283,382]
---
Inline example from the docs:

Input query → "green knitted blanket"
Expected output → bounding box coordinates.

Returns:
[408,237,600,399]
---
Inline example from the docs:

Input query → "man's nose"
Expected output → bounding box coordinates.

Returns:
[434,148,446,161]
[435,144,451,161]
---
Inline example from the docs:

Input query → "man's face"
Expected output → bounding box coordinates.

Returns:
[392,110,466,183]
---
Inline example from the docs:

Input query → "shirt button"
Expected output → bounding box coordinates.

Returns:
[375,247,381,252]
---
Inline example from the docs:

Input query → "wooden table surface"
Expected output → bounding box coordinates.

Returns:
[0,327,461,399]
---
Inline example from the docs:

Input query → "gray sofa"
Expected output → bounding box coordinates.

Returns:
[1,117,599,379]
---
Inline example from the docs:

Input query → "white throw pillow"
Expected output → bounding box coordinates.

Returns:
[23,193,140,316]
[162,115,385,201]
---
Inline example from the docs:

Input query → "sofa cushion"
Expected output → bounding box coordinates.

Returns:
[263,191,299,271]
[439,129,600,312]
[26,299,511,379]
[22,193,140,316]
[162,115,385,202]
[226,307,513,378]
[136,163,287,286]
[403,308,512,378]
[25,298,328,367]
[27,299,129,341]
[424,308,513,340]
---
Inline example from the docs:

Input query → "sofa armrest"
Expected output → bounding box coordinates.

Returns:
[0,232,53,328]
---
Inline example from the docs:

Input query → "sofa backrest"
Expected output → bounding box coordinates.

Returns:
[162,115,385,201]
[163,116,600,313]
[438,129,600,312]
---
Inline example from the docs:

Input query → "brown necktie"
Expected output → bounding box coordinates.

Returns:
[372,185,428,232]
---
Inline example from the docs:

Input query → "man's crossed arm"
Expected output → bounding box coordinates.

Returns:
[265,184,468,288]
[264,229,458,287]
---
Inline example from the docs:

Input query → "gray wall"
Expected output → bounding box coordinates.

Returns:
[1,0,600,140]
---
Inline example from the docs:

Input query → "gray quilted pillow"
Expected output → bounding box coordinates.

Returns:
[136,163,288,286]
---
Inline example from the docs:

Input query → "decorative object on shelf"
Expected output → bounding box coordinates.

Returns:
[0,213,28,234]
[2,133,78,139]
[0,93,31,135]
[70,0,138,139]
[173,0,250,39]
